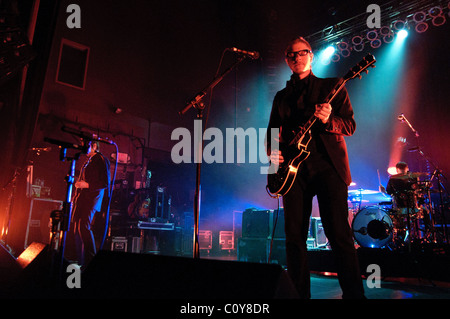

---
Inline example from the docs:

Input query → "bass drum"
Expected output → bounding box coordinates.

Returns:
[352,206,393,248]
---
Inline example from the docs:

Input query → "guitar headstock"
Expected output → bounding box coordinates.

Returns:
[343,53,376,81]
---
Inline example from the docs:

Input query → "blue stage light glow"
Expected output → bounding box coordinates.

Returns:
[397,29,408,40]
[319,46,336,64]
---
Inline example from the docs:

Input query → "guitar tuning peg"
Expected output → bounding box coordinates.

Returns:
[371,65,376,68]
[364,70,369,74]
[357,74,362,79]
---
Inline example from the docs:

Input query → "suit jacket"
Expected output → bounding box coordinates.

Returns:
[266,72,356,186]
[77,152,110,213]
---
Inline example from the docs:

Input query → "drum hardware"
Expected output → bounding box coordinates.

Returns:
[352,174,446,250]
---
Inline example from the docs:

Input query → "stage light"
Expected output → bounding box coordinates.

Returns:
[379,26,391,37]
[379,26,394,43]
[413,11,427,22]
[370,39,382,48]
[429,6,442,17]
[366,30,378,41]
[337,41,348,51]
[340,48,351,58]
[337,40,351,58]
[392,20,406,31]
[331,53,340,63]
[323,45,335,57]
[413,11,429,33]
[429,6,446,26]
[352,35,364,52]
[415,22,429,33]
[319,45,336,65]
[397,29,408,39]
[367,30,381,49]
[432,15,446,26]
[383,32,395,43]
[387,166,397,175]
[352,35,363,45]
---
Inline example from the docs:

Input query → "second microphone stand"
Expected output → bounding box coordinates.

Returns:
[400,114,449,245]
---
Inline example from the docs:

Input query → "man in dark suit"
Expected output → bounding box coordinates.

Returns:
[266,36,365,299]
[67,140,110,268]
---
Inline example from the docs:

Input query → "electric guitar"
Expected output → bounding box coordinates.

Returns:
[266,53,376,197]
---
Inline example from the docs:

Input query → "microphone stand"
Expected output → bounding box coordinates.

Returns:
[400,116,449,245]
[179,56,246,259]
[44,137,88,281]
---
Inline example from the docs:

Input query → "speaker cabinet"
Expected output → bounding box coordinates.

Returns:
[24,198,63,249]
[242,208,285,239]
[0,243,21,288]
[81,251,298,299]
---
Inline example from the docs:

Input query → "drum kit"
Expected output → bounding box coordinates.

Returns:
[349,172,443,251]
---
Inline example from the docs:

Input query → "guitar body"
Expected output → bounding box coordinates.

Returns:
[267,131,312,196]
[266,53,376,198]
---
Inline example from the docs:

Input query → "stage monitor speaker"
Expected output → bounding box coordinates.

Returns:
[17,242,48,269]
[0,243,21,288]
[0,242,51,297]
[81,251,298,299]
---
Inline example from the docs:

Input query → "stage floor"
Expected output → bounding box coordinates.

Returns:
[309,273,450,299]
[2,245,450,300]
[203,251,450,299]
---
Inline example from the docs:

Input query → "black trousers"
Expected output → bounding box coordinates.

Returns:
[66,197,100,267]
[282,156,365,299]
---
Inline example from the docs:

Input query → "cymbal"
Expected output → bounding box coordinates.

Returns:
[348,188,380,195]
[390,172,429,180]
[411,172,429,177]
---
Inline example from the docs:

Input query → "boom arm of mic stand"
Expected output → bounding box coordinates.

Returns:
[179,56,246,116]
[402,117,419,137]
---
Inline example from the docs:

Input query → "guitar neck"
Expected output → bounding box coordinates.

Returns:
[289,78,347,146]
[286,53,376,148]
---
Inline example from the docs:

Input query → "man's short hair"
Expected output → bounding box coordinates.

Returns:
[395,161,408,170]
[285,36,312,53]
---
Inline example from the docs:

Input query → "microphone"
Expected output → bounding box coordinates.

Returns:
[62,126,114,145]
[228,47,260,59]
[396,113,419,137]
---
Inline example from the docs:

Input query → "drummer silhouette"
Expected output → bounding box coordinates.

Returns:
[380,161,422,211]
[380,162,410,198]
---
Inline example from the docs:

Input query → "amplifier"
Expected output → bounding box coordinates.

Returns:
[309,217,328,248]
[24,198,63,249]
[242,208,272,238]
[241,208,285,239]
